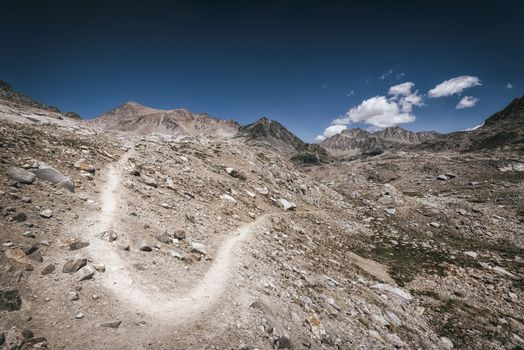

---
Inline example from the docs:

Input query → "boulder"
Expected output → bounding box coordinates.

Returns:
[155,232,172,244]
[41,264,55,275]
[32,164,74,192]
[7,166,36,184]
[5,248,30,266]
[137,241,152,252]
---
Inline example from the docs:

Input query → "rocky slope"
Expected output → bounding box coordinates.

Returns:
[0,87,523,350]
[0,81,60,114]
[417,95,524,154]
[91,101,240,137]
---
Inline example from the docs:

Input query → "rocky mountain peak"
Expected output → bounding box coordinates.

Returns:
[484,95,524,126]
[238,117,306,151]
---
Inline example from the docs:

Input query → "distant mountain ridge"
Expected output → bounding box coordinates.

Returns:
[91,101,240,137]
[320,126,440,156]
[0,80,61,113]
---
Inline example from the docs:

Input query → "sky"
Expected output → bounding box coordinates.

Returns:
[1,0,523,142]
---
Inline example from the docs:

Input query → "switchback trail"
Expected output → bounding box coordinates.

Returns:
[83,147,270,324]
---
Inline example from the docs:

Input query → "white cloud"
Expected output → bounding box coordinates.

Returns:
[506,83,513,89]
[388,82,414,96]
[333,96,415,128]
[456,96,479,109]
[428,75,481,98]
[388,82,424,112]
[314,124,347,141]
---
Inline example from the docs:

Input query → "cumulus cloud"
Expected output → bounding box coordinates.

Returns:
[506,83,513,89]
[332,96,415,128]
[428,75,481,98]
[388,82,424,112]
[314,124,347,141]
[456,96,479,109]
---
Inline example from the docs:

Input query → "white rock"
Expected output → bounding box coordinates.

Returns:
[220,194,237,204]
[464,251,478,259]
[39,209,53,218]
[279,198,296,211]
[373,283,413,302]
[191,242,207,255]
[384,208,396,215]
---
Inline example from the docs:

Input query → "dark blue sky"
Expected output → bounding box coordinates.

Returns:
[1,0,523,141]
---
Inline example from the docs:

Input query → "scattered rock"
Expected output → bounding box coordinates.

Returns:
[61,237,89,250]
[169,250,187,260]
[0,289,22,311]
[464,251,478,259]
[173,228,186,240]
[69,291,79,301]
[27,250,43,262]
[155,232,172,244]
[39,209,53,218]
[384,208,396,215]
[437,174,448,181]
[140,174,158,187]
[307,314,327,341]
[279,198,296,211]
[137,241,152,252]
[93,264,106,273]
[430,222,441,228]
[33,164,75,192]
[372,283,413,302]
[62,254,87,273]
[100,230,117,242]
[77,265,95,281]
[7,166,36,184]
[41,264,55,275]
[220,194,237,204]
[75,312,84,319]
[13,212,27,222]
[5,248,31,266]
[74,159,95,173]
[492,266,516,278]
[100,320,122,328]
[191,242,207,255]
[438,336,454,350]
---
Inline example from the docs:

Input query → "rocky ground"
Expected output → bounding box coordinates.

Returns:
[1,110,523,349]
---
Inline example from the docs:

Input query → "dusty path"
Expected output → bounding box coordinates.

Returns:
[84,147,269,324]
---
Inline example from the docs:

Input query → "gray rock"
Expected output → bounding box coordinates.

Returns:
[437,174,448,181]
[191,242,207,255]
[77,265,95,281]
[32,164,74,192]
[13,212,27,222]
[438,337,454,350]
[41,264,55,275]
[39,209,53,218]
[0,289,22,311]
[140,175,157,187]
[69,291,79,301]
[93,264,106,273]
[100,230,117,242]
[137,241,152,252]
[63,254,87,273]
[169,250,187,260]
[155,232,172,244]
[27,250,43,263]
[7,166,36,184]
[69,240,89,250]
[100,320,122,328]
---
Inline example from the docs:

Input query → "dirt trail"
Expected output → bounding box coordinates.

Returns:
[84,148,269,324]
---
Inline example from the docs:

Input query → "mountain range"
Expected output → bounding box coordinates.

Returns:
[1,80,522,157]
